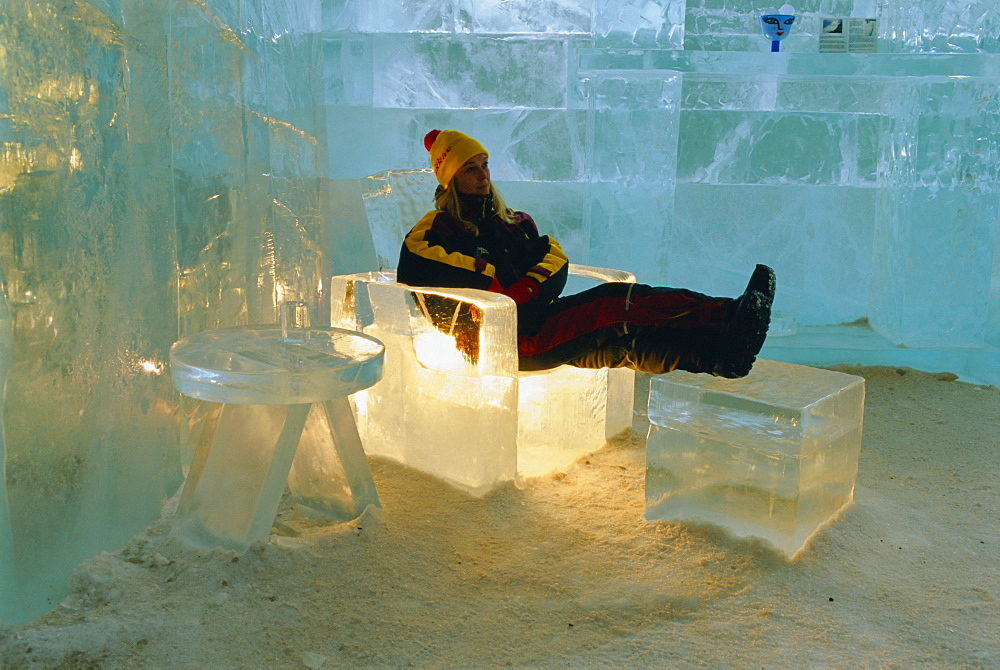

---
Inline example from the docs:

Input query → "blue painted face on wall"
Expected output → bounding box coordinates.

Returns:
[760,14,795,41]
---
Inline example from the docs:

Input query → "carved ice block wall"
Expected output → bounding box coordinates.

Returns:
[645,359,864,557]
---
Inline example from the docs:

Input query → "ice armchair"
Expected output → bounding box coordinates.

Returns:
[330,270,635,495]
[329,168,637,495]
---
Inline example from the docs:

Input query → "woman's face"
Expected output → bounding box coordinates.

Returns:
[453,153,491,196]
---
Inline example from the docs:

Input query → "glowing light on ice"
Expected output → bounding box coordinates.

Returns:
[138,359,164,375]
[412,329,470,374]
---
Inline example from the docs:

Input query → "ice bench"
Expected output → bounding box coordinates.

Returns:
[645,359,865,557]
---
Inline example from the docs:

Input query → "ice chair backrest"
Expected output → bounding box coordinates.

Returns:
[361,169,438,271]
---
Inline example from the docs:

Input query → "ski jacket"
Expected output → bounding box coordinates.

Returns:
[397,207,570,331]
[396,202,734,373]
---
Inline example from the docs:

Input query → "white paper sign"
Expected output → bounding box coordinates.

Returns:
[819,17,878,53]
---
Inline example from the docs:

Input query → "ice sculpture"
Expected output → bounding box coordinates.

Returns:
[759,6,796,52]
[330,269,635,495]
[169,320,384,550]
[645,359,865,557]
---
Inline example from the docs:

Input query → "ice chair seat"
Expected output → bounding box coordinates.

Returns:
[331,168,638,495]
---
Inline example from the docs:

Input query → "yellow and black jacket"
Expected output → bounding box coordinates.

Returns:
[397,206,570,333]
[397,198,739,373]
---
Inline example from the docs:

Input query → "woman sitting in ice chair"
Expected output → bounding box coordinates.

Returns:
[397,129,775,377]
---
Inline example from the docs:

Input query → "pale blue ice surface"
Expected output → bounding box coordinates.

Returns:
[0,0,997,623]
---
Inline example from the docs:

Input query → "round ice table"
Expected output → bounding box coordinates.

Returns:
[169,325,384,551]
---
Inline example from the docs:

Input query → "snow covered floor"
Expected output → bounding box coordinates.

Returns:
[0,366,997,668]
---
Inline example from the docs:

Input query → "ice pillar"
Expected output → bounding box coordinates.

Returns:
[0,280,15,619]
[0,0,325,622]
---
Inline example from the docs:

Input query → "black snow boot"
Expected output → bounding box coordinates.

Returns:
[723,264,776,362]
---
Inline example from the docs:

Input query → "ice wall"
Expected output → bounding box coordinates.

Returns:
[1,0,998,625]
[582,50,1000,349]
[324,0,999,382]
[173,0,326,333]
[0,0,325,622]
[0,1,180,621]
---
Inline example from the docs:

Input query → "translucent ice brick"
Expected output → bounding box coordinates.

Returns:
[459,0,591,34]
[671,182,875,326]
[645,359,864,557]
[372,34,568,110]
[329,270,634,494]
[323,0,590,35]
[593,0,685,49]
[360,170,440,272]
[880,1,999,53]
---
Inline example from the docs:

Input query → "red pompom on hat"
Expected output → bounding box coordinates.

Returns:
[423,129,488,188]
[423,129,440,152]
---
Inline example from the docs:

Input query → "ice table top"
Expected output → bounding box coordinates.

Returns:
[169,325,384,405]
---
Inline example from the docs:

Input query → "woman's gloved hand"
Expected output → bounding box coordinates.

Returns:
[500,276,541,306]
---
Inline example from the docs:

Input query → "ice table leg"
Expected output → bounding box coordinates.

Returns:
[173,398,380,552]
[287,397,380,518]
[173,403,310,551]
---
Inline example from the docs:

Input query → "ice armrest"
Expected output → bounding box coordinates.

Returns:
[367,281,519,378]
[568,263,636,284]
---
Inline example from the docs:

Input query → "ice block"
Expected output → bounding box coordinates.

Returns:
[645,359,864,557]
[329,271,634,494]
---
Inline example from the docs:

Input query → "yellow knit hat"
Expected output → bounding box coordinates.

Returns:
[424,129,488,189]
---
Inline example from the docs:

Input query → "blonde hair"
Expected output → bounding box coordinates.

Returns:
[434,182,515,235]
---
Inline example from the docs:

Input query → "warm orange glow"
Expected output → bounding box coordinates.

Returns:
[412,329,469,373]
[138,359,164,375]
